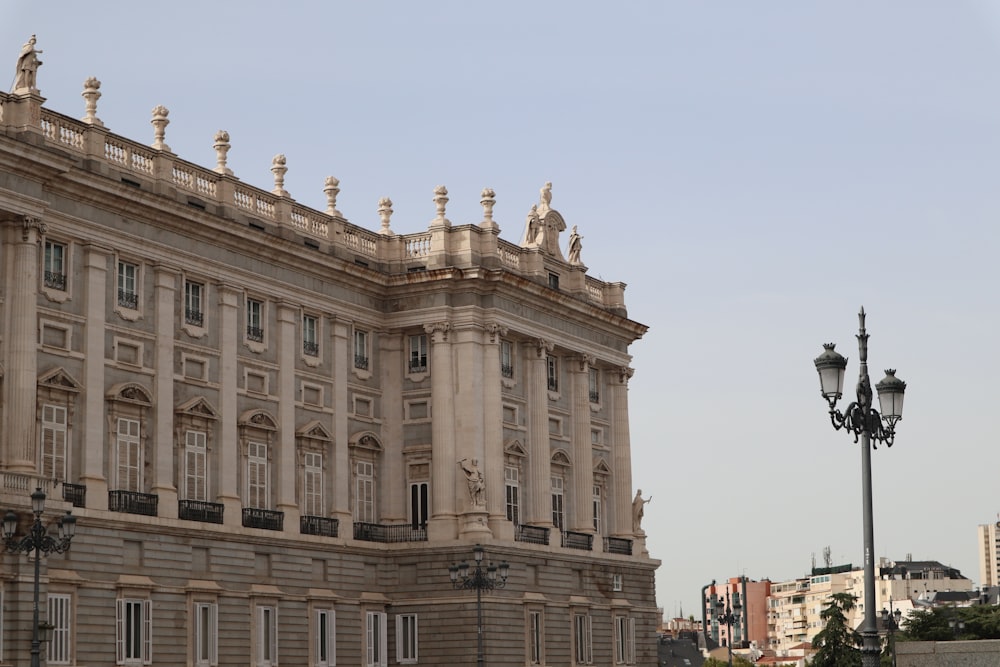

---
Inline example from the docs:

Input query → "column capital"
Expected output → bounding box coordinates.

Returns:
[613,366,635,384]
[484,322,508,343]
[423,321,451,342]
[570,353,595,373]
[524,338,553,359]
[17,214,46,241]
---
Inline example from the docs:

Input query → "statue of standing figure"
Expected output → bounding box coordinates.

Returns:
[13,35,42,92]
[632,489,651,533]
[459,458,486,507]
[567,225,583,265]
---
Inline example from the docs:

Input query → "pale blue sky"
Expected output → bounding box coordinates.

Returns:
[4,1,999,620]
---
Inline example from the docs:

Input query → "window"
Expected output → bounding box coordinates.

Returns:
[395,614,418,664]
[116,418,142,492]
[548,272,560,290]
[194,602,218,667]
[408,334,427,373]
[614,616,635,665]
[40,404,67,480]
[505,466,519,525]
[44,240,66,290]
[247,441,269,509]
[355,461,375,523]
[366,611,387,667]
[315,608,336,667]
[528,610,543,665]
[303,452,324,517]
[592,485,602,534]
[551,476,564,530]
[588,367,600,403]
[117,261,138,309]
[500,340,514,379]
[303,315,319,357]
[48,593,72,665]
[184,430,207,502]
[574,614,593,665]
[185,281,204,327]
[116,598,151,665]
[546,356,559,392]
[354,329,369,370]
[247,298,264,342]
[256,605,278,667]
[409,482,428,529]
[612,574,623,592]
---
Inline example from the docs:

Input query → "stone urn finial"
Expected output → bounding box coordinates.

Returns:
[213,130,233,175]
[480,187,497,228]
[271,154,288,197]
[324,176,342,217]
[81,77,103,126]
[432,185,450,227]
[377,197,394,235]
[150,105,170,151]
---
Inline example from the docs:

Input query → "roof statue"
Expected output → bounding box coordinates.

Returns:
[13,34,42,93]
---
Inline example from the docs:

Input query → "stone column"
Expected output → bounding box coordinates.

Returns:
[453,323,491,539]
[151,265,179,516]
[379,332,404,522]
[330,318,352,528]
[80,244,111,508]
[426,321,456,540]
[484,323,510,538]
[524,339,553,527]
[570,354,595,534]
[610,366,635,537]
[3,216,44,472]
[216,285,242,523]
[276,303,299,527]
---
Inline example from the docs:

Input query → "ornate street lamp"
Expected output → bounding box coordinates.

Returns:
[715,591,742,667]
[449,545,510,667]
[880,603,902,667]
[814,309,906,667]
[3,488,77,667]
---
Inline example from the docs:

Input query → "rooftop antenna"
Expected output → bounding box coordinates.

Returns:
[824,546,832,569]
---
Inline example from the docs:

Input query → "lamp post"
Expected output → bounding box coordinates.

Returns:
[715,591,742,667]
[880,602,902,667]
[449,545,510,667]
[3,487,77,667]
[814,309,906,667]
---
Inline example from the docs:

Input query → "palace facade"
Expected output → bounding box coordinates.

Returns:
[0,47,657,667]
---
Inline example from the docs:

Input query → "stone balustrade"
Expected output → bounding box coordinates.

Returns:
[1,88,627,315]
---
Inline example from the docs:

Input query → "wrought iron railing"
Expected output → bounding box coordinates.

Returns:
[246,326,264,342]
[354,355,369,370]
[353,522,427,543]
[408,359,427,373]
[185,308,204,327]
[604,536,633,556]
[117,290,138,309]
[179,500,224,524]
[62,483,86,508]
[303,341,320,357]
[109,490,158,516]
[242,507,283,531]
[562,530,594,551]
[301,515,339,537]
[501,364,514,379]
[589,390,600,403]
[45,271,66,290]
[515,524,550,545]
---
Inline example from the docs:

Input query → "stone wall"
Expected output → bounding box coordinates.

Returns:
[897,640,1000,667]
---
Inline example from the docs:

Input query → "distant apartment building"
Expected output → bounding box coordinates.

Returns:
[978,519,1000,587]
[703,577,771,651]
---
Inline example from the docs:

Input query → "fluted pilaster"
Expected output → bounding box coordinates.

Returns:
[570,354,595,533]
[152,266,179,516]
[276,303,299,525]
[216,284,242,523]
[525,339,553,527]
[610,366,635,536]
[426,321,456,539]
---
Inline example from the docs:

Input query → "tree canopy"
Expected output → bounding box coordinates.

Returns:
[810,592,862,667]
[901,605,1000,641]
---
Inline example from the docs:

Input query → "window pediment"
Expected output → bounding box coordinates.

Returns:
[106,382,152,406]
[551,449,571,467]
[297,420,332,441]
[239,409,277,430]
[504,439,527,457]
[350,431,383,452]
[175,396,219,420]
[38,366,82,392]
[593,457,611,475]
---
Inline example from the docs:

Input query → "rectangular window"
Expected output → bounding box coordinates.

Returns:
[247,441,268,509]
[355,461,375,523]
[185,281,204,327]
[366,611,387,667]
[548,272,560,290]
[574,614,593,665]
[303,315,319,356]
[409,482,429,529]
[592,485,602,535]
[44,240,67,290]
[116,418,141,492]
[41,404,67,480]
[194,602,218,667]
[528,611,543,665]
[500,340,513,379]
[615,616,635,665]
[505,466,519,525]
[185,430,207,502]
[247,298,264,342]
[354,330,369,370]
[588,367,600,403]
[256,605,278,667]
[408,334,427,373]
[48,593,72,665]
[546,356,559,392]
[115,598,151,665]
[303,452,323,517]
[117,261,138,309]
[315,609,336,667]
[551,476,564,530]
[395,614,418,664]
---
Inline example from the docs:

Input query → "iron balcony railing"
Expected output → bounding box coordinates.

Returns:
[354,355,369,370]
[353,522,427,543]
[62,483,86,508]
[303,341,320,357]
[179,500,224,524]
[117,290,138,309]
[185,308,204,327]
[562,530,594,551]
[301,515,339,537]
[242,507,283,531]
[604,536,633,556]
[246,326,264,342]
[109,490,158,516]
[515,524,550,545]
[45,271,66,290]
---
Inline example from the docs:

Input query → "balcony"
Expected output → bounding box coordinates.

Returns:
[408,359,427,373]
[109,490,158,516]
[185,308,204,327]
[604,536,633,555]
[179,499,224,524]
[354,355,369,370]
[62,483,86,508]
[117,289,138,309]
[246,326,264,343]
[44,270,66,290]
[353,522,427,543]
[243,507,283,531]
[561,530,594,551]
[301,515,339,537]
[303,341,319,357]
[515,524,550,545]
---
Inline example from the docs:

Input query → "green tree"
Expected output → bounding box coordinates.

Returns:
[900,605,1000,641]
[811,592,862,667]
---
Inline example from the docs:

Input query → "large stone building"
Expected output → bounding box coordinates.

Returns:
[0,39,658,667]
